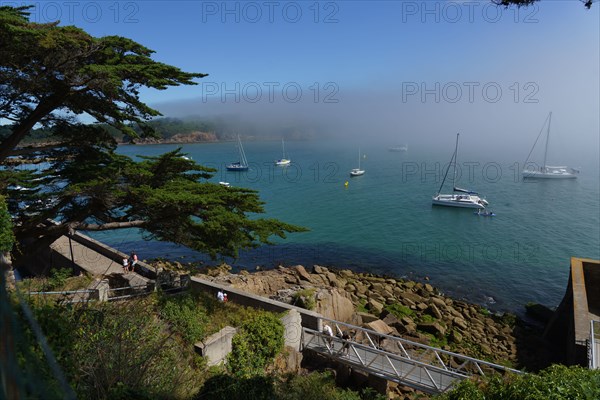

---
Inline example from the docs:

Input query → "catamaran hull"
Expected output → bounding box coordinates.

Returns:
[432,195,487,209]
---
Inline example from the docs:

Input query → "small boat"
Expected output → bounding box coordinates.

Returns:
[432,133,488,209]
[350,148,365,177]
[226,135,249,171]
[219,182,231,187]
[474,210,496,217]
[389,145,408,152]
[275,138,291,166]
[522,112,578,179]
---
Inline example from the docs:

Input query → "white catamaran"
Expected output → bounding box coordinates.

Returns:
[432,133,488,209]
[226,135,249,171]
[522,112,579,179]
[275,138,291,166]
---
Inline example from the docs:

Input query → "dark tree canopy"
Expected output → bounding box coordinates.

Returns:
[0,5,207,162]
[0,6,304,267]
[492,0,594,8]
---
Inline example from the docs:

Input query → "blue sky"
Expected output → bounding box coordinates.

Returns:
[7,1,600,162]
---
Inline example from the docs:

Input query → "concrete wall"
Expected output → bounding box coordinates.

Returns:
[195,326,237,366]
[190,277,323,331]
[70,232,157,279]
[545,257,600,366]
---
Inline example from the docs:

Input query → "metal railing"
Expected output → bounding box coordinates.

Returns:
[590,320,600,370]
[303,317,523,394]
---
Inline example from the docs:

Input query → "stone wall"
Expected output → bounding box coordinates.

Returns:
[190,276,323,331]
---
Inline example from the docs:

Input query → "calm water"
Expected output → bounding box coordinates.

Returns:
[89,140,600,314]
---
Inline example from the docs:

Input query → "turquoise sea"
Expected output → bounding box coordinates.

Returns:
[89,140,600,315]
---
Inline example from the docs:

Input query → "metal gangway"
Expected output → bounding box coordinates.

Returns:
[302,317,523,394]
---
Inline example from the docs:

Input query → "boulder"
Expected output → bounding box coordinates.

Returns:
[450,330,463,343]
[426,304,443,320]
[293,265,312,282]
[356,311,379,324]
[452,317,468,331]
[314,288,355,322]
[312,265,329,274]
[367,298,384,315]
[417,322,446,337]
[430,296,447,309]
[365,319,394,336]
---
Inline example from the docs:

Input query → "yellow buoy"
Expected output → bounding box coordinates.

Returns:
[344,181,349,187]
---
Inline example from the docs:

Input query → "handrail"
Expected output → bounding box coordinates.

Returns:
[318,316,523,375]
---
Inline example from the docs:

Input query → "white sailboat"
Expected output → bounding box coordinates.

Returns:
[522,112,579,179]
[275,138,291,166]
[389,144,408,152]
[432,133,488,209]
[350,149,365,177]
[226,135,249,171]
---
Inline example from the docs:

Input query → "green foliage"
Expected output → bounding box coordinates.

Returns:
[276,371,383,400]
[132,117,217,140]
[2,6,305,266]
[45,268,72,291]
[437,364,600,400]
[383,303,414,319]
[199,371,387,400]
[0,195,14,252]
[27,297,204,400]
[357,299,369,313]
[158,292,209,344]
[197,374,277,400]
[227,312,285,377]
[418,314,436,324]
[292,288,316,310]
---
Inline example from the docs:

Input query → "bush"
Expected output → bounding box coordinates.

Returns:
[159,292,209,344]
[29,298,204,400]
[292,288,316,310]
[436,364,600,400]
[227,312,284,377]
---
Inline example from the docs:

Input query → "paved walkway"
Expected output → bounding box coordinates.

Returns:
[50,235,124,276]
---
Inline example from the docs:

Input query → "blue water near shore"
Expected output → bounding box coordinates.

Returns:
[89,140,600,315]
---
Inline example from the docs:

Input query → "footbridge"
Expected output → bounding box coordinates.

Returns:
[303,317,523,394]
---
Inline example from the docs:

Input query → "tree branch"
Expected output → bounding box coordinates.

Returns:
[74,220,146,231]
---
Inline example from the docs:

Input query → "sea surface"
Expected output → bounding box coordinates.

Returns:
[88,140,600,315]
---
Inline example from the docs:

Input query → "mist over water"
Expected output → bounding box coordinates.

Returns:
[90,139,600,315]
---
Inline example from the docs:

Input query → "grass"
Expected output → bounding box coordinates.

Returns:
[384,303,414,319]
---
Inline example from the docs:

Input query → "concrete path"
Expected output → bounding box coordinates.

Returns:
[50,235,124,276]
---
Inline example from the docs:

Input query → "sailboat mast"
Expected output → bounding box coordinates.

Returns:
[542,112,552,172]
[282,138,286,158]
[437,133,459,194]
[453,133,459,183]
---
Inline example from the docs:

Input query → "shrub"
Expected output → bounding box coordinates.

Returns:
[292,288,316,310]
[436,364,600,400]
[227,312,284,377]
[159,292,209,344]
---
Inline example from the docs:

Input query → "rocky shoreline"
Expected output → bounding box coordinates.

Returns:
[165,262,555,375]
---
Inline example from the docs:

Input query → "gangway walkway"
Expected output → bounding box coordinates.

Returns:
[302,317,523,394]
